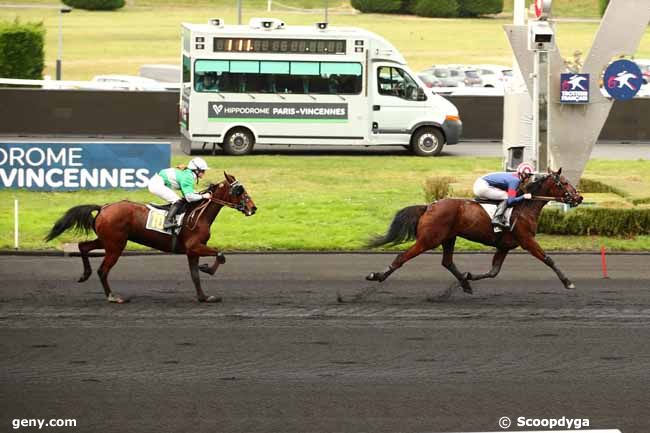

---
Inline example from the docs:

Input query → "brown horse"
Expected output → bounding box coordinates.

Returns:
[46,172,256,303]
[366,168,583,295]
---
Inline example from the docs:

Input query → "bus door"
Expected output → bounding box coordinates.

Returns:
[370,65,428,144]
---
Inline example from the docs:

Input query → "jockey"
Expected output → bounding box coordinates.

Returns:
[148,157,212,229]
[473,162,535,229]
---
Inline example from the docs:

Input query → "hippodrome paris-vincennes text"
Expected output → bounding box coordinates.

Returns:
[0,146,150,189]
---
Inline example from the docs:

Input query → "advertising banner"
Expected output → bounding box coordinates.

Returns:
[0,142,170,191]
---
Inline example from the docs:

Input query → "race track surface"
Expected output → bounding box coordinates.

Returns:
[1,253,649,433]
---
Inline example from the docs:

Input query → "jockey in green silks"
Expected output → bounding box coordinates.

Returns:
[147,157,212,229]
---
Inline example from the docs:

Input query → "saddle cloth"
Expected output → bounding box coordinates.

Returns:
[145,205,185,235]
[478,203,514,233]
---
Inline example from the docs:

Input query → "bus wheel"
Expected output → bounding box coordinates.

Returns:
[411,127,444,156]
[223,129,254,155]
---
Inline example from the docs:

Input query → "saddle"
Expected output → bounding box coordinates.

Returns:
[145,204,185,235]
[472,197,503,205]
[148,202,171,211]
[473,199,515,232]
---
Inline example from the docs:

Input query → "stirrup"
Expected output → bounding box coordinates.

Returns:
[492,220,509,229]
[163,220,177,230]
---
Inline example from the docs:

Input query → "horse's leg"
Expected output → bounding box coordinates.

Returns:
[466,248,509,282]
[187,244,225,276]
[77,238,103,282]
[187,254,222,303]
[520,237,575,289]
[441,238,473,294]
[97,240,127,303]
[366,240,429,282]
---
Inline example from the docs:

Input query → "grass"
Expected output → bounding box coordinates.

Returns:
[1,155,650,252]
[1,1,648,80]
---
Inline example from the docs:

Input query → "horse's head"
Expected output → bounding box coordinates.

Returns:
[526,167,583,207]
[208,172,257,216]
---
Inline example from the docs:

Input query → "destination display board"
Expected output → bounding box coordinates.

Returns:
[213,38,346,55]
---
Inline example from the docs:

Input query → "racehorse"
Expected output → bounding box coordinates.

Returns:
[365,168,583,295]
[46,172,256,304]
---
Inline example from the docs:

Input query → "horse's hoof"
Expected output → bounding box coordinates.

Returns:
[199,264,214,275]
[199,295,222,303]
[462,283,473,294]
[565,282,575,290]
[366,272,383,282]
[217,253,226,264]
[78,273,91,283]
[107,294,128,304]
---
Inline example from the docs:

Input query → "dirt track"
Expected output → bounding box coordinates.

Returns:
[1,253,649,433]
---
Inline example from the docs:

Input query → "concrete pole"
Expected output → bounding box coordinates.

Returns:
[56,9,62,80]
[14,199,19,250]
[531,50,540,169]
[237,0,242,25]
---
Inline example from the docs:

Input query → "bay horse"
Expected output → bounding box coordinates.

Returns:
[366,168,583,295]
[46,172,256,303]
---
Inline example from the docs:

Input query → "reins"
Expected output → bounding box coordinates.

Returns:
[186,183,239,230]
[531,195,564,201]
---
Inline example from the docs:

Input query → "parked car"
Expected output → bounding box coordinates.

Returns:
[635,59,650,85]
[445,65,482,87]
[419,66,459,87]
[88,75,167,91]
[472,64,513,88]
[417,72,443,88]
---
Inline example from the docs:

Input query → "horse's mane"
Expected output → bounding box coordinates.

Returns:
[524,173,551,195]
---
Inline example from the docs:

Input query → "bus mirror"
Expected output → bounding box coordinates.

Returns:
[316,22,328,30]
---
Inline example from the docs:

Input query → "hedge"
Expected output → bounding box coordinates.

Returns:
[400,0,418,13]
[62,0,125,11]
[538,208,650,236]
[350,0,402,13]
[599,0,610,16]
[458,0,503,17]
[0,21,45,80]
[413,0,459,17]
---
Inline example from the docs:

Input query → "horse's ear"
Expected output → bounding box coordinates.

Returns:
[557,167,562,175]
[224,171,233,183]
[547,167,552,174]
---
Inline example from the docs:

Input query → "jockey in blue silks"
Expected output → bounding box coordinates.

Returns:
[473,162,535,229]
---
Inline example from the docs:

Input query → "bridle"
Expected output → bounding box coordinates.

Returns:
[187,180,250,230]
[526,173,580,207]
[207,180,249,212]
[550,173,581,207]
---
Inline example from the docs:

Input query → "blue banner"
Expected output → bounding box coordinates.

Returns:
[0,142,170,191]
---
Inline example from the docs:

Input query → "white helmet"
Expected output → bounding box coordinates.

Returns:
[516,162,534,179]
[188,157,209,171]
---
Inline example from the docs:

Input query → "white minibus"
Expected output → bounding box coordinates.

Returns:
[180,18,462,156]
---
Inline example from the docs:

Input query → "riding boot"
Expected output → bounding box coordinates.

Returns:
[163,200,184,230]
[491,200,510,229]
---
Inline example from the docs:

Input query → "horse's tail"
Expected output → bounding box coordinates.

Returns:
[45,205,102,242]
[367,205,428,248]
